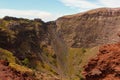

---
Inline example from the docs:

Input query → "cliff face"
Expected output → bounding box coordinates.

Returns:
[47,22,68,77]
[56,8,120,48]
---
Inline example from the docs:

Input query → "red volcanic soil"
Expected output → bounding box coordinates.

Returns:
[83,43,120,80]
[0,60,36,80]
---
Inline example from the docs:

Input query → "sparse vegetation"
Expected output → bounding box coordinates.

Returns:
[0,48,16,63]
[22,58,30,66]
[9,63,34,76]
[67,47,99,80]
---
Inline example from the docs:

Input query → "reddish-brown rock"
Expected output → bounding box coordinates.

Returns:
[0,60,36,80]
[83,43,120,80]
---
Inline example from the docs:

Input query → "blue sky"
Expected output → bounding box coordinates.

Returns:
[0,0,77,14]
[0,0,120,21]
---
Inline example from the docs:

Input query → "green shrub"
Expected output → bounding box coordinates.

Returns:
[81,48,86,53]
[22,58,30,66]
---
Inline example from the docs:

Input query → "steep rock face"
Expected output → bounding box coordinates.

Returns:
[47,22,69,77]
[56,8,120,48]
[83,42,120,80]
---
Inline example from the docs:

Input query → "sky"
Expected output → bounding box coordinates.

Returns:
[0,0,120,21]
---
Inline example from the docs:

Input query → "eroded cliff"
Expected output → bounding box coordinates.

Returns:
[56,8,120,48]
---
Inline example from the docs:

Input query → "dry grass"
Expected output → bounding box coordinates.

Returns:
[0,48,16,63]
[67,46,99,79]
[9,63,34,76]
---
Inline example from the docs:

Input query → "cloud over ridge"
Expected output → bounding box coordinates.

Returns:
[0,9,61,21]
[59,0,120,11]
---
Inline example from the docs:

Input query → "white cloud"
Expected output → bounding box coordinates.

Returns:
[0,9,61,21]
[59,0,120,12]
[99,0,120,7]
[60,0,101,11]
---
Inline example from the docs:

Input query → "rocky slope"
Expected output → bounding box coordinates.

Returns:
[56,8,120,48]
[0,60,36,80]
[83,41,120,80]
